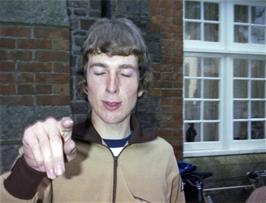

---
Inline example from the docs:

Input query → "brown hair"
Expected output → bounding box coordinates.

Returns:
[81,17,152,95]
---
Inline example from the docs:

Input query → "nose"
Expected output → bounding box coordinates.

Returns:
[106,74,119,94]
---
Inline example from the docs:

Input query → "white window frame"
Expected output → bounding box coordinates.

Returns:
[183,0,266,157]
[184,0,266,55]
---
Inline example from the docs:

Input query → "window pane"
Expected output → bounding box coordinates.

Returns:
[204,80,219,98]
[234,59,248,77]
[251,121,265,139]
[185,123,200,142]
[234,5,248,23]
[204,23,219,42]
[184,57,201,77]
[203,58,219,77]
[185,79,201,98]
[234,80,248,98]
[251,26,265,44]
[203,123,219,141]
[251,81,265,98]
[234,25,248,43]
[204,101,219,120]
[251,101,265,118]
[234,101,248,119]
[185,22,201,40]
[185,1,200,19]
[251,60,265,78]
[204,2,219,21]
[234,122,248,140]
[251,6,266,25]
[185,101,201,120]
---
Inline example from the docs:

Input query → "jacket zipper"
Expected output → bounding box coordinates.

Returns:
[101,144,131,203]
[112,156,118,203]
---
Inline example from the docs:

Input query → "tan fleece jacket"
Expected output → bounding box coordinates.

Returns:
[1,116,185,203]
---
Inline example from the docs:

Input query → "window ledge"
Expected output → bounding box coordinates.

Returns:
[184,148,266,157]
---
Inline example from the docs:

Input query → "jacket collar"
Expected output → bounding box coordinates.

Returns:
[72,114,157,144]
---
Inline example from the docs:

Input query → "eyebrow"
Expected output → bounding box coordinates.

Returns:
[89,63,106,69]
[89,63,137,70]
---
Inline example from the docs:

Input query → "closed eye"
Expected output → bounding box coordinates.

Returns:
[120,73,132,78]
[94,72,106,76]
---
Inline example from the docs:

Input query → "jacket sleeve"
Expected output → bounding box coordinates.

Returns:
[167,151,186,203]
[0,156,48,203]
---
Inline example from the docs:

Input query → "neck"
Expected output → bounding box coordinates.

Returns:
[91,114,131,140]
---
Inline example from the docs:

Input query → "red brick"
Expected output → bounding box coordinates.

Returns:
[161,106,178,114]
[153,72,161,81]
[0,26,31,38]
[161,88,182,97]
[0,50,32,61]
[157,129,177,137]
[17,85,34,94]
[18,62,52,72]
[161,98,179,105]
[160,120,180,128]
[36,95,70,105]
[0,62,15,72]
[17,73,34,83]
[0,85,16,95]
[53,63,69,73]
[52,40,69,51]
[17,39,52,49]
[149,0,160,16]
[151,88,161,96]
[161,72,176,80]
[35,73,69,84]
[0,50,10,60]
[0,73,16,83]
[36,51,69,62]
[34,27,69,40]
[160,81,173,88]
[35,85,52,94]
[53,84,70,96]
[0,95,34,105]
[13,51,32,61]
[0,39,15,48]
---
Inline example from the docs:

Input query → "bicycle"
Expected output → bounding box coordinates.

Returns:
[203,168,266,203]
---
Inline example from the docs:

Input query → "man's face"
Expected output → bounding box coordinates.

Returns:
[86,53,143,125]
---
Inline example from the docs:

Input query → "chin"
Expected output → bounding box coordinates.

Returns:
[101,111,130,124]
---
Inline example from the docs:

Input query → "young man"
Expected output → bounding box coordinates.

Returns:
[1,18,185,203]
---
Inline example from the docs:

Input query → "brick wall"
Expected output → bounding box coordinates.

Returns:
[149,0,184,159]
[0,23,72,172]
[0,24,70,105]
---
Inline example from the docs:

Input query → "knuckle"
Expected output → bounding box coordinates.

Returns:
[45,117,56,124]
[23,128,35,144]
[49,133,61,143]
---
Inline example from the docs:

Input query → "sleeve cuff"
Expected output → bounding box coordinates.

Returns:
[4,156,47,199]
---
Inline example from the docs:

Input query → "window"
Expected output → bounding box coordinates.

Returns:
[183,0,266,156]
[185,1,220,41]
[233,59,265,140]
[234,5,265,44]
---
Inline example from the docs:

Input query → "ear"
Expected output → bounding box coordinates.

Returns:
[137,89,144,97]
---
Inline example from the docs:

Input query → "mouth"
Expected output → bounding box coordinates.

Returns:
[102,101,122,111]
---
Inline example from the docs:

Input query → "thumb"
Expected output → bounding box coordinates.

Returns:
[59,117,74,142]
